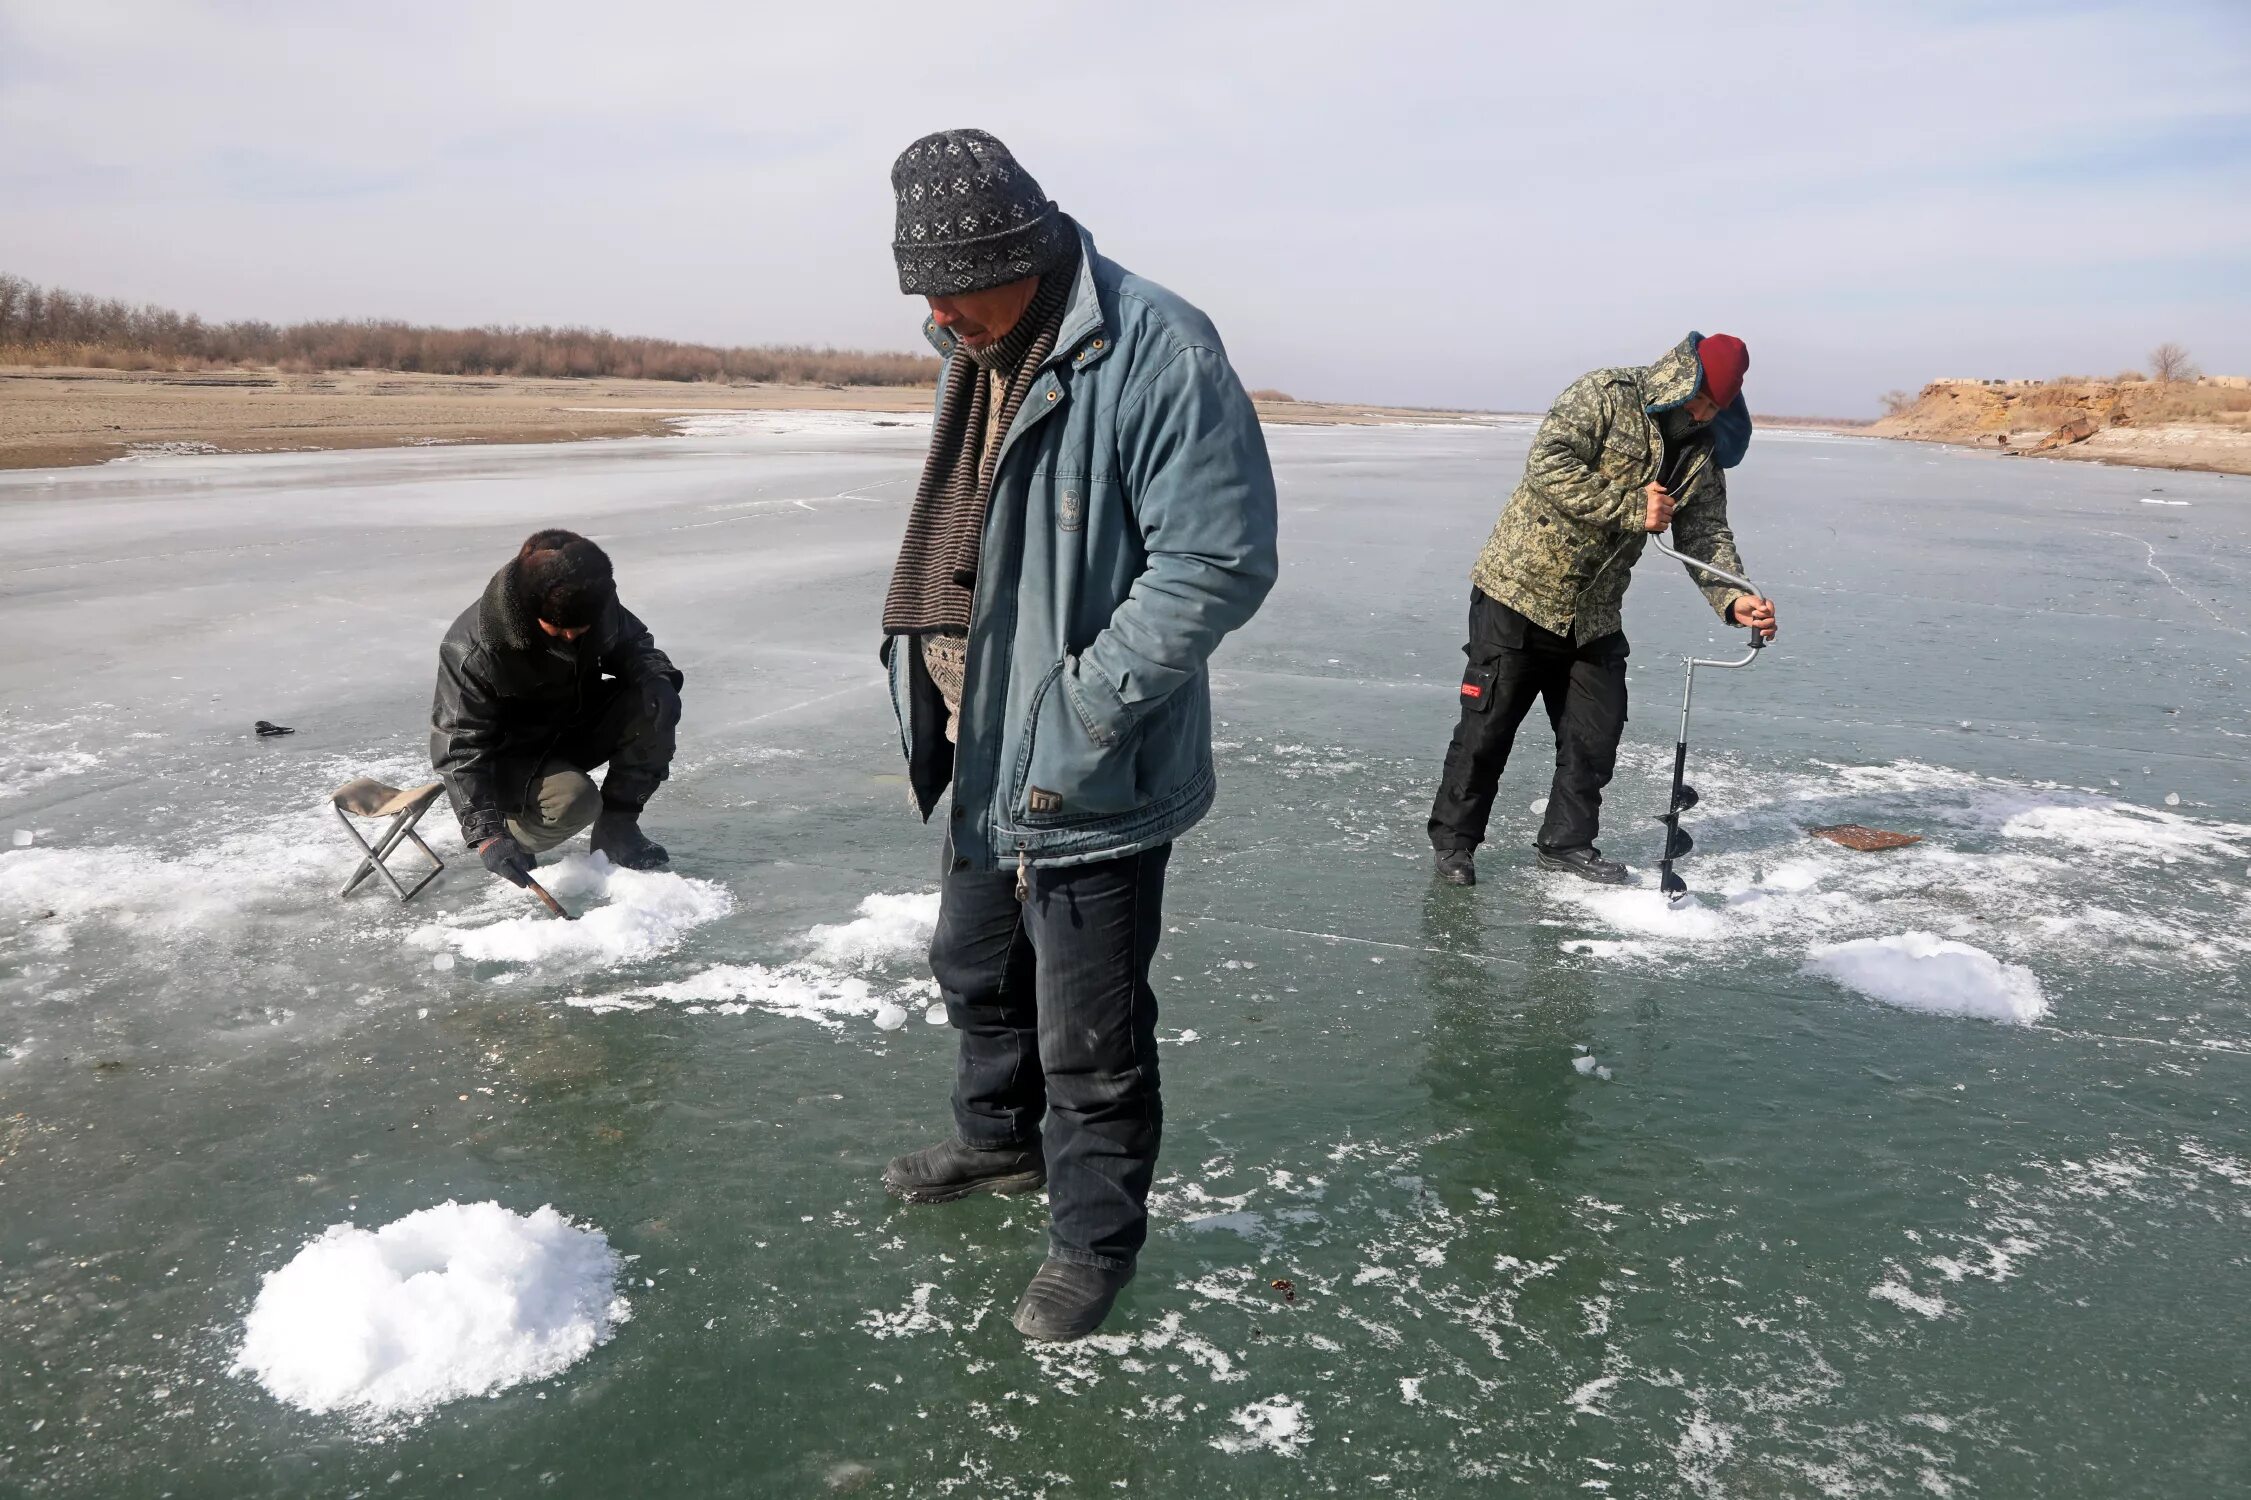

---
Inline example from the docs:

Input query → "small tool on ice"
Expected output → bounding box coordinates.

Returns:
[255,720,295,738]
[1648,522,1774,907]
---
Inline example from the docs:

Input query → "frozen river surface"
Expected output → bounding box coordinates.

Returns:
[3,419,2248,1496]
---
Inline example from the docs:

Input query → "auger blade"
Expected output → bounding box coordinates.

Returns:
[1663,825,1694,860]
[1673,782,1701,813]
[1659,867,1689,903]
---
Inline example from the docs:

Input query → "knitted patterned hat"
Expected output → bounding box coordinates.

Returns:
[891,129,1071,296]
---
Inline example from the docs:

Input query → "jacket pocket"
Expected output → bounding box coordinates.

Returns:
[1008,659,1142,826]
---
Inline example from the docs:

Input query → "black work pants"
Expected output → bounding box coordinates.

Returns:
[1427,589,1628,855]
[493,676,679,826]
[930,842,1171,1273]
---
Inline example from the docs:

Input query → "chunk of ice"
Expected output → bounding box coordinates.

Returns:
[1803,933,2047,1024]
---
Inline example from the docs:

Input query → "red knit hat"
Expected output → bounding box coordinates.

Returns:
[1698,334,1749,407]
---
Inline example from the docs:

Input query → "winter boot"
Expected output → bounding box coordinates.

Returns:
[1012,1258,1136,1342]
[589,800,668,870]
[1433,848,1477,887]
[883,1137,1046,1204]
[1536,845,1628,885]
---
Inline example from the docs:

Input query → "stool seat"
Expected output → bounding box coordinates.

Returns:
[332,778,444,820]
[331,778,447,902]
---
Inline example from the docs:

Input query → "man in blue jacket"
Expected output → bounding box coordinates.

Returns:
[877,129,1279,1341]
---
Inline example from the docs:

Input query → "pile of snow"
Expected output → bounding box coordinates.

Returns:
[232,1201,629,1423]
[803,891,940,968]
[416,854,732,968]
[1212,1395,1312,1457]
[1803,933,2047,1024]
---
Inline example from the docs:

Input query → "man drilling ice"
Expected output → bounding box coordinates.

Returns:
[1427,332,1777,888]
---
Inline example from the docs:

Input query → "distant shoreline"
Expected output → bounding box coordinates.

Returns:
[0,366,1502,471]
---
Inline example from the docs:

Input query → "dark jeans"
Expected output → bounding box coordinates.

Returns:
[494,676,679,823]
[930,841,1171,1272]
[1428,588,1628,854]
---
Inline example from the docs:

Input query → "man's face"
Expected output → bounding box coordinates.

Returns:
[537,619,588,642]
[1684,392,1723,423]
[925,275,1041,350]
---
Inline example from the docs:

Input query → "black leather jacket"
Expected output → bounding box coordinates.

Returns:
[429,562,681,846]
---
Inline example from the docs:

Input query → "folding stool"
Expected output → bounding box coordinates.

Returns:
[331,778,446,902]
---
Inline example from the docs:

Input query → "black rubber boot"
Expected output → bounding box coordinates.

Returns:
[1433,848,1477,887]
[1012,1258,1135,1342]
[1536,845,1628,885]
[589,801,669,870]
[883,1138,1046,1205]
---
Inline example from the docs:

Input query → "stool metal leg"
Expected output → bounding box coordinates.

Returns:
[337,803,445,903]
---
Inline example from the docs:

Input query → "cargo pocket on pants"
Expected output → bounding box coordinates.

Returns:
[1460,665,1498,713]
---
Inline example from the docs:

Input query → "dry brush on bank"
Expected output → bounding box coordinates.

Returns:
[0,271,940,386]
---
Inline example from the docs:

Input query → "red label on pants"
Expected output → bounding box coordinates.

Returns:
[1461,682,1483,699]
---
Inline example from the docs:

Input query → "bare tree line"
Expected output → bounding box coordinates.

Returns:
[0,271,940,386]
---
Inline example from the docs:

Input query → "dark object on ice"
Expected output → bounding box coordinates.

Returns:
[1538,845,1629,884]
[1808,824,1923,852]
[254,720,294,737]
[1434,848,1477,886]
[331,778,445,903]
[1647,534,1773,905]
[883,1137,1047,1204]
[1270,1277,1297,1305]
[1013,1258,1135,1342]
[590,803,669,870]
[523,873,574,921]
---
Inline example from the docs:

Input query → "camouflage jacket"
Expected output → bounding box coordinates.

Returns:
[1471,332,1752,642]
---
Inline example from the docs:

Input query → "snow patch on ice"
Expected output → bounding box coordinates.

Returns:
[231,1201,628,1424]
[1803,933,2047,1024]
[1212,1395,1311,1457]
[569,963,933,1031]
[1544,758,2251,1019]
[656,409,932,439]
[803,891,940,968]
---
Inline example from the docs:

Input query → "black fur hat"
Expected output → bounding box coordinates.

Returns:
[514,529,615,630]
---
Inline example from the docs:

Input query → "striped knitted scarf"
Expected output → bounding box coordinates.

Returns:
[882,239,1079,636]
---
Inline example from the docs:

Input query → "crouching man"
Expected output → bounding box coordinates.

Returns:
[876,130,1278,1341]
[431,529,682,887]
[1428,332,1777,888]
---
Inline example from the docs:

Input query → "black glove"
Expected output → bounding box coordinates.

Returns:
[479,835,536,889]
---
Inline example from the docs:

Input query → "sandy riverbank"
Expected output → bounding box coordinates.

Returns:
[0,367,1499,470]
[1868,379,2251,477]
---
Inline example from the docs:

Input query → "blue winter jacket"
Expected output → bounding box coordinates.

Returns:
[884,224,1280,873]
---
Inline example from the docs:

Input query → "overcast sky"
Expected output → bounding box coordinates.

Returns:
[2,0,2245,414]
